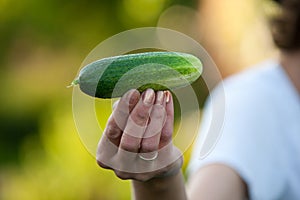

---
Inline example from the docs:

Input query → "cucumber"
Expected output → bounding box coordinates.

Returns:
[71,51,202,98]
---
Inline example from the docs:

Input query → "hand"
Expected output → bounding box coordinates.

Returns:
[96,89,183,182]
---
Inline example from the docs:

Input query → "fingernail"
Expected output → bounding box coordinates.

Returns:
[124,89,138,101]
[164,91,170,103]
[143,89,155,105]
[155,91,164,104]
[128,90,140,104]
[124,89,135,100]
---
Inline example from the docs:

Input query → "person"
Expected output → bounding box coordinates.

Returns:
[96,0,300,199]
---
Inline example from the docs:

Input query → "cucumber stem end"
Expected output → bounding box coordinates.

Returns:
[67,78,79,88]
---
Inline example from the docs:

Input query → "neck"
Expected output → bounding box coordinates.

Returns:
[280,50,300,94]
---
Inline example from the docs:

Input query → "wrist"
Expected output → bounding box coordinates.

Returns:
[132,169,183,193]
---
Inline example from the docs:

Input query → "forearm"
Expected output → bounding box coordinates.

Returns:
[132,170,187,200]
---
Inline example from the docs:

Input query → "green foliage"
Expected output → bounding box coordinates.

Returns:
[1,104,131,200]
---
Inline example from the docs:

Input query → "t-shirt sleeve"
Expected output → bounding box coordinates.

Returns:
[187,79,287,200]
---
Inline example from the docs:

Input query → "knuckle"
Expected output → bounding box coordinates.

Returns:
[109,119,122,130]
[141,140,157,152]
[154,111,165,120]
[160,132,172,144]
[120,137,140,152]
[114,171,132,180]
[135,110,149,123]
[116,106,130,117]
[129,104,152,126]
[121,143,139,152]
[152,105,165,117]
[105,124,122,140]
[96,159,110,169]
[134,174,152,182]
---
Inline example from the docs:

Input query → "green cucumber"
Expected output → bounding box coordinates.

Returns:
[71,51,202,98]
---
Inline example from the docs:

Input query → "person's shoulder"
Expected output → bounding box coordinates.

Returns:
[219,59,282,101]
[224,59,280,92]
[206,59,283,112]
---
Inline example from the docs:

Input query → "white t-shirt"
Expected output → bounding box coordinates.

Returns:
[188,60,300,200]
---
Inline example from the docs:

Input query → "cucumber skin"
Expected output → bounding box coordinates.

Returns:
[74,52,202,98]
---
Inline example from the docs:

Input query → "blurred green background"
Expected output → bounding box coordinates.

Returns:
[0,0,277,199]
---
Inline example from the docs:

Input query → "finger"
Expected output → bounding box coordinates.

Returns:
[112,99,119,110]
[159,91,174,148]
[103,89,140,146]
[140,91,166,154]
[113,89,140,132]
[119,89,155,153]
